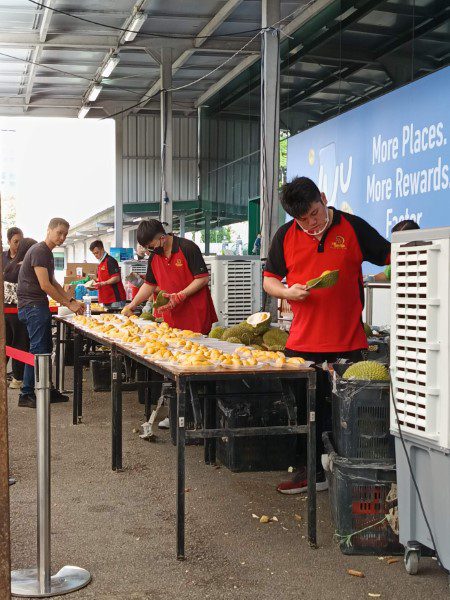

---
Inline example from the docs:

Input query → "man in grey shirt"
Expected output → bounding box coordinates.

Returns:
[17,218,84,408]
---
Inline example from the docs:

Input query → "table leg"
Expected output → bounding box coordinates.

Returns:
[111,348,123,471]
[307,370,317,548]
[72,332,82,425]
[204,382,216,465]
[55,319,60,391]
[176,377,186,560]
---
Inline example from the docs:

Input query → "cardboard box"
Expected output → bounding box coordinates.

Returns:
[65,262,98,277]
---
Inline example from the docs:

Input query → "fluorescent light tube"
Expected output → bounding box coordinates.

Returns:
[101,55,120,78]
[78,105,90,119]
[123,12,147,42]
[88,84,102,102]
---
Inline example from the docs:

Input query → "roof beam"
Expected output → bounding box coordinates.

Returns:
[0,33,259,52]
[134,0,244,111]
[24,0,54,110]
[195,0,334,107]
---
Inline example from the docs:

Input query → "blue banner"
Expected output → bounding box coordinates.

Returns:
[287,67,450,241]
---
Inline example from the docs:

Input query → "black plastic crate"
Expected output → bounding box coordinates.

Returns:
[216,380,297,472]
[90,359,111,392]
[330,366,394,461]
[323,432,402,556]
[363,337,390,364]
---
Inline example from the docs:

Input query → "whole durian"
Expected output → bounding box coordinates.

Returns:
[227,337,242,344]
[209,326,226,339]
[222,325,244,341]
[342,361,390,381]
[267,345,286,352]
[262,328,289,349]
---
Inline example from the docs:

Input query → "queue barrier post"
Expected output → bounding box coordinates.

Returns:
[11,354,91,598]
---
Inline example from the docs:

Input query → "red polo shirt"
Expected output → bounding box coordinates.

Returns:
[264,208,390,353]
[145,235,217,335]
[97,254,126,305]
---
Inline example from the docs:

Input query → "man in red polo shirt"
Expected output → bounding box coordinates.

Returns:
[122,219,217,437]
[89,240,126,308]
[122,219,217,333]
[264,176,390,494]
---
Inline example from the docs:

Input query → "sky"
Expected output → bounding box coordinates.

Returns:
[0,116,115,241]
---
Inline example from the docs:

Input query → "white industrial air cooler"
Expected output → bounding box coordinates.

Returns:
[121,259,148,279]
[204,255,263,327]
[390,226,450,575]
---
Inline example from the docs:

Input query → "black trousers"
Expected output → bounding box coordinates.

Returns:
[5,312,30,381]
[285,348,364,474]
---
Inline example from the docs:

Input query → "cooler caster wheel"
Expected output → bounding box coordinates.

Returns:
[404,548,420,575]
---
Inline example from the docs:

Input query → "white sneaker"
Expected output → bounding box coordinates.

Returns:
[9,378,22,390]
[158,417,170,429]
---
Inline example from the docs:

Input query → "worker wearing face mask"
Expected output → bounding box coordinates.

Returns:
[263,177,390,495]
[122,219,217,334]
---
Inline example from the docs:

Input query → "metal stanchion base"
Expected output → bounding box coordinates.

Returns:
[11,565,91,597]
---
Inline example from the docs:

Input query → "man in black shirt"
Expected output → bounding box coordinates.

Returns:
[2,226,23,269]
[17,218,84,408]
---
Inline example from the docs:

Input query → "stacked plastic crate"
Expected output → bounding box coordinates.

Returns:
[390,227,450,575]
[324,364,402,555]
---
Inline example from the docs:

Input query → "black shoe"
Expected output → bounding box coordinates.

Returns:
[50,389,69,403]
[9,477,16,486]
[18,394,36,409]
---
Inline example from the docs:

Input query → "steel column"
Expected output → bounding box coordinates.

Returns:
[114,115,124,247]
[260,0,281,259]
[160,47,173,231]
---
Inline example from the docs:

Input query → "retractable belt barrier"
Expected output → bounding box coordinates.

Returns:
[3,306,59,315]
[7,351,91,598]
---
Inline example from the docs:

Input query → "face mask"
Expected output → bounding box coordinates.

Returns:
[149,235,165,255]
[296,204,329,237]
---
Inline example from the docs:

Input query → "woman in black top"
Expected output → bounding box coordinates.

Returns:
[3,238,37,388]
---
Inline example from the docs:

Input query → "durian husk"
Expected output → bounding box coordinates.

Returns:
[306,269,339,290]
[154,290,170,309]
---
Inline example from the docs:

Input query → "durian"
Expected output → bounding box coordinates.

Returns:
[246,312,271,335]
[154,290,170,309]
[306,269,339,290]
[209,326,226,339]
[268,345,286,352]
[262,328,289,349]
[342,361,390,381]
[227,337,242,344]
[363,323,373,338]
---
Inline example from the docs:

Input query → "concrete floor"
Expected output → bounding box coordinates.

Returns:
[7,371,449,600]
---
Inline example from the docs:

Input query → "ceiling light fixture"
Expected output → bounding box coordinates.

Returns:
[77,105,90,119]
[88,84,102,102]
[123,12,147,42]
[101,55,120,78]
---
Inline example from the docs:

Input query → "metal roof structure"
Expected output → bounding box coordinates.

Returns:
[206,0,450,134]
[0,0,321,118]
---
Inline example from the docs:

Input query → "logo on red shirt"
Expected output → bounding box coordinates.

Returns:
[175,258,183,267]
[331,235,346,250]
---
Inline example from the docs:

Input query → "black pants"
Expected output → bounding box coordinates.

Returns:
[285,349,364,474]
[5,312,30,381]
